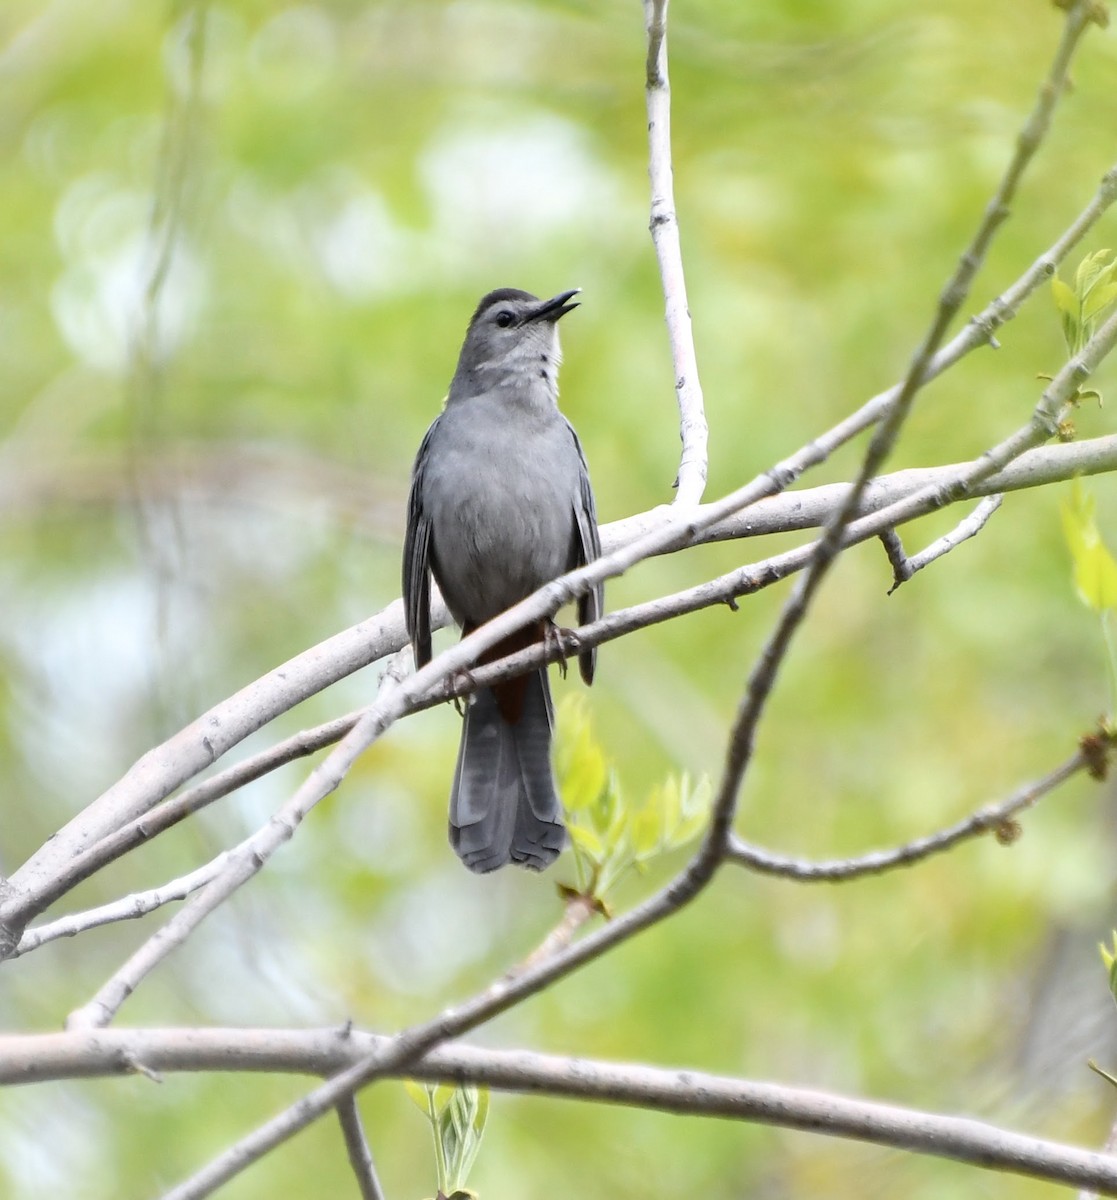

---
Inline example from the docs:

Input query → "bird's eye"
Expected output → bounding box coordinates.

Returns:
[494,311,515,328]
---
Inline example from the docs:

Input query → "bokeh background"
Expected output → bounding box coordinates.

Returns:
[3,0,1117,1196]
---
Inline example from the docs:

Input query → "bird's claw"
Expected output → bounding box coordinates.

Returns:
[450,667,476,716]
[544,622,581,678]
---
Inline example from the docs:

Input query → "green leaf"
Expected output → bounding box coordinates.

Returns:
[559,702,712,898]
[556,697,608,812]
[1052,274,1078,319]
[589,776,622,836]
[1101,932,1117,1004]
[472,1088,490,1135]
[568,823,605,858]
[1052,278,1079,352]
[426,1085,489,1194]
[671,775,714,847]
[1062,479,1117,612]
[1076,248,1114,295]
[1054,252,1117,354]
[630,802,664,858]
[406,1082,489,1195]
[1083,278,1117,321]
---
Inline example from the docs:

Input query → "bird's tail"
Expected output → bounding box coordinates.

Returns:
[449,670,565,873]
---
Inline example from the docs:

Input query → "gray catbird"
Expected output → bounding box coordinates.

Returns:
[402,287,602,873]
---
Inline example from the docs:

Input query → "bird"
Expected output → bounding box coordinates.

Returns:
[402,287,602,873]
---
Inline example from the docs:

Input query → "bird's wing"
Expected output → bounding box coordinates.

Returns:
[567,421,603,685]
[402,418,439,669]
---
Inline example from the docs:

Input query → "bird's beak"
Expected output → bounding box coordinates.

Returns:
[527,288,581,323]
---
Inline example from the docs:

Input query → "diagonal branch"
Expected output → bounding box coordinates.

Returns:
[693,0,1099,867]
[336,1095,387,1200]
[880,494,1004,594]
[5,152,1115,949]
[151,302,1117,1200]
[12,431,1117,957]
[64,656,412,1029]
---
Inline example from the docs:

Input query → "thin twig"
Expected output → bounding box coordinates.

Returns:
[0,602,408,956]
[726,745,1090,880]
[63,653,411,1026]
[509,894,600,978]
[3,7,1113,1198]
[12,856,228,958]
[878,527,909,585]
[770,0,1097,714]
[700,0,1110,857]
[63,668,414,1029]
[776,0,1096,674]
[700,285,1117,873]
[883,494,1004,594]
[645,0,708,506]
[336,1095,387,1200]
[24,712,363,915]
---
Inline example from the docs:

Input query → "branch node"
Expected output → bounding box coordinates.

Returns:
[993,818,1023,846]
[121,1050,164,1083]
[1080,723,1117,780]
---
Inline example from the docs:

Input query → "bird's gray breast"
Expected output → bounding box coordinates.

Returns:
[420,393,582,625]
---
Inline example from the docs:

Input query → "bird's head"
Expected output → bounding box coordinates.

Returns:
[450,287,580,401]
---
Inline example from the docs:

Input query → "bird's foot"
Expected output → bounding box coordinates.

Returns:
[450,667,476,716]
[543,620,581,678]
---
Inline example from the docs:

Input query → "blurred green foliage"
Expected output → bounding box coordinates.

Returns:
[3,1,1117,1197]
[1049,248,1117,408]
[1063,475,1117,721]
[558,695,711,902]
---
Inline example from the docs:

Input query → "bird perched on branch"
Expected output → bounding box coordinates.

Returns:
[402,288,602,872]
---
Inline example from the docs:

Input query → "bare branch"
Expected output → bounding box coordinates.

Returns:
[645,0,708,506]
[3,8,1115,1199]
[877,527,909,585]
[777,0,1098,675]
[9,432,1117,958]
[841,0,1096,515]
[509,893,600,978]
[336,1095,387,1200]
[64,656,412,1029]
[0,603,410,949]
[63,839,268,1030]
[5,1028,1117,1196]
[1078,1099,1117,1200]
[13,856,228,958]
[152,836,714,1196]
[882,494,1004,594]
[726,743,1092,881]
[27,708,365,915]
